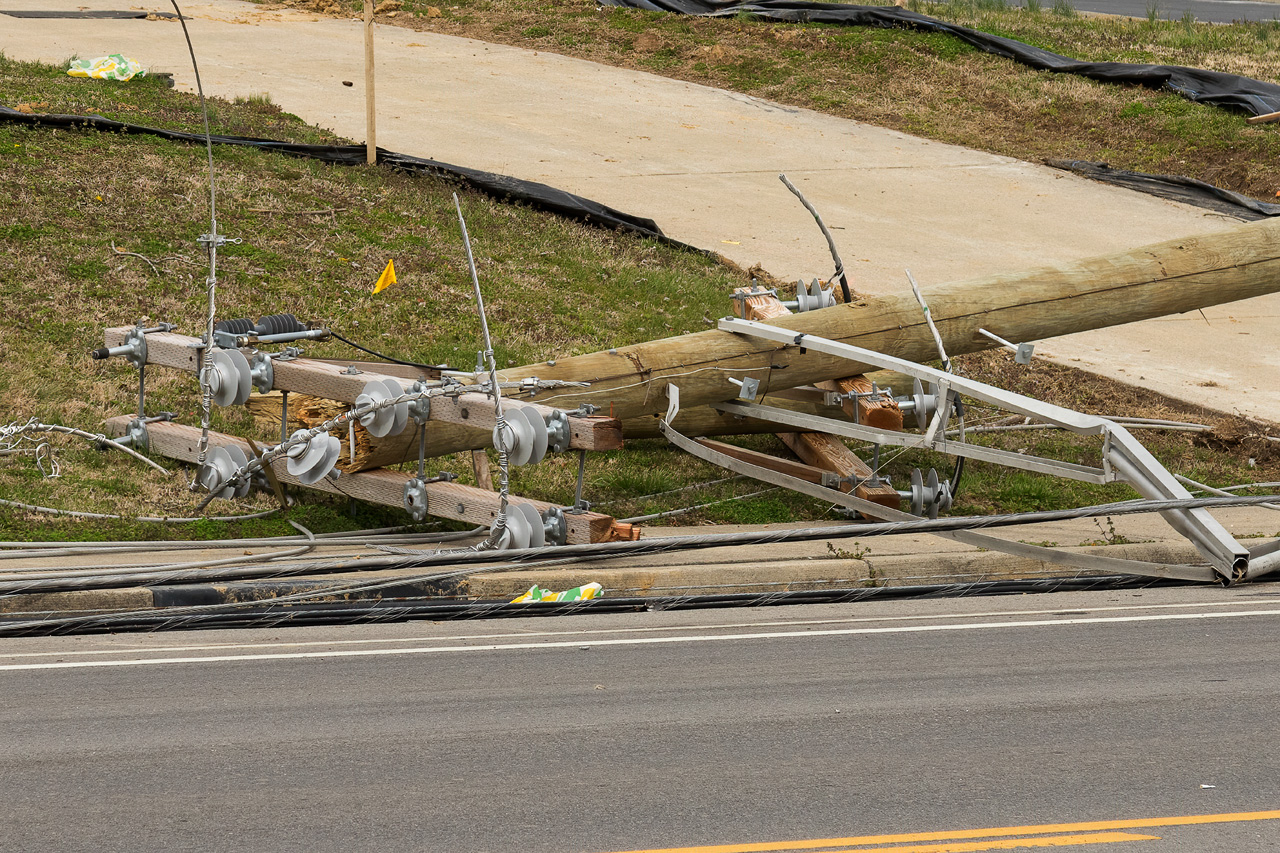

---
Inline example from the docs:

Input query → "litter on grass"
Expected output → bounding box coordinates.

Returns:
[67,55,147,81]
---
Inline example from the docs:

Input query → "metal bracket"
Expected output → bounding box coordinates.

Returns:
[197,233,240,248]
[92,325,148,369]
[401,471,456,522]
[824,383,891,424]
[820,472,854,490]
[402,478,429,521]
[727,376,761,401]
[731,285,778,317]
[407,380,432,424]
[979,328,1035,365]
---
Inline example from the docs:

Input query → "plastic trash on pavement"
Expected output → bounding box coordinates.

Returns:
[511,582,603,603]
[68,55,147,82]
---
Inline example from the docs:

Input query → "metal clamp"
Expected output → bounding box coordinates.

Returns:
[248,351,274,394]
[402,478,429,522]
[110,413,173,451]
[402,471,457,522]
[545,409,571,454]
[978,328,1035,365]
[407,380,432,424]
[542,506,568,546]
[91,326,148,368]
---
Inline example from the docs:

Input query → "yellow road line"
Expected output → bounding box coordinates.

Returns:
[833,831,1158,853]
[607,809,1280,853]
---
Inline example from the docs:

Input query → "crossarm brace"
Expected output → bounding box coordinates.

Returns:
[658,412,1214,583]
[720,317,1250,582]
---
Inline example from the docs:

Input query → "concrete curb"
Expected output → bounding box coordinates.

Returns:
[0,540,1227,619]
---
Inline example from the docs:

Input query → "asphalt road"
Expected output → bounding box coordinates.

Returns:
[2,586,1280,852]
[972,0,1280,24]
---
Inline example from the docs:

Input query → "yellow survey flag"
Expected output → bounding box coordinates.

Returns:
[372,259,397,294]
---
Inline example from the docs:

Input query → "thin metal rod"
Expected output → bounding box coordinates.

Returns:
[572,449,587,509]
[779,173,852,303]
[417,427,427,479]
[977,327,1018,351]
[454,193,510,542]
[136,363,146,420]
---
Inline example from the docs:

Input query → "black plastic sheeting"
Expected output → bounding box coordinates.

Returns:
[1,9,178,17]
[1049,159,1280,220]
[0,104,693,249]
[603,0,1280,117]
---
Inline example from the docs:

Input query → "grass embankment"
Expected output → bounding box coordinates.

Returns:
[0,55,1276,545]
[321,0,1280,200]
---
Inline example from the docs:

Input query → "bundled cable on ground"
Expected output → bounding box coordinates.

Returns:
[1,493,1275,598]
[0,572,1214,637]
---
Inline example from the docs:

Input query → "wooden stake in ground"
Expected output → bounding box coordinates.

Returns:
[364,0,376,165]
[471,448,494,491]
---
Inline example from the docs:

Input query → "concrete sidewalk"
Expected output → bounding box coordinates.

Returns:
[2,506,1276,617]
[3,0,1278,424]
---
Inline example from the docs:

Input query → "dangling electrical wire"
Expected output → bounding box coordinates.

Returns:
[171,0,234,487]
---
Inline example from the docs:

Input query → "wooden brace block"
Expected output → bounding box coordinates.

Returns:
[815,376,904,432]
[429,394,623,452]
[103,417,638,545]
[778,431,902,512]
[729,294,902,431]
[693,438,836,486]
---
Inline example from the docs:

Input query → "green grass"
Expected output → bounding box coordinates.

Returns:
[0,56,751,538]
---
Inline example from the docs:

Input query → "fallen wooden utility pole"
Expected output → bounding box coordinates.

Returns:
[105,217,1280,464]
[503,217,1280,422]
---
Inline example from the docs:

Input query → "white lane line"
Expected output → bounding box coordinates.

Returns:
[3,608,1280,672]
[3,597,1278,660]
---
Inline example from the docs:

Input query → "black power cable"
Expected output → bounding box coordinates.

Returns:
[328,330,448,374]
[0,573,1221,637]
